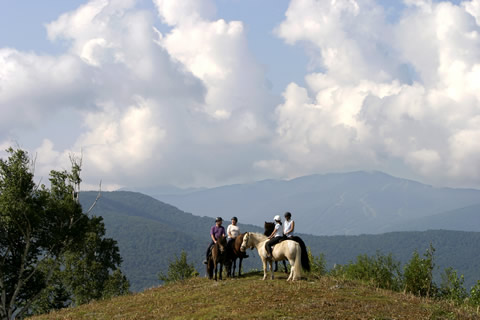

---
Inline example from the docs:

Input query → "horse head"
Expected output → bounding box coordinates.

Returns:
[240,232,250,252]
[264,221,274,236]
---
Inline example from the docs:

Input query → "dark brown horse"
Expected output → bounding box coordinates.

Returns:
[226,233,248,277]
[207,235,228,281]
[264,222,311,273]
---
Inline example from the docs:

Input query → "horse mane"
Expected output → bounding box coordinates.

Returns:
[246,232,268,241]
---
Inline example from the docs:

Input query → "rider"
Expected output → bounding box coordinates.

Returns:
[227,216,240,245]
[227,216,248,258]
[265,215,283,259]
[204,217,226,264]
[284,212,295,238]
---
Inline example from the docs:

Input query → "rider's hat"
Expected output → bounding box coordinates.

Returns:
[231,216,238,221]
[274,215,281,221]
[215,217,223,222]
[284,212,292,218]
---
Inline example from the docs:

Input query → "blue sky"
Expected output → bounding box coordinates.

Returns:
[1,0,480,190]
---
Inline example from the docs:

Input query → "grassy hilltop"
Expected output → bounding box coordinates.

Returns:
[30,272,478,320]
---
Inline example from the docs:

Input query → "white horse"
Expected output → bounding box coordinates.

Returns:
[240,232,302,281]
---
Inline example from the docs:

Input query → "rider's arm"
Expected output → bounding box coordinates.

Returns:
[268,225,277,239]
[211,233,217,243]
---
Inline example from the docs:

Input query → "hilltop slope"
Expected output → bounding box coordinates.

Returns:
[31,274,478,320]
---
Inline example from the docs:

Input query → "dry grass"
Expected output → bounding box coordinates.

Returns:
[30,272,479,320]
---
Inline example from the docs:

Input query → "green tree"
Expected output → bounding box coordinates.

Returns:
[61,216,129,305]
[158,251,197,284]
[0,148,128,319]
[403,243,436,297]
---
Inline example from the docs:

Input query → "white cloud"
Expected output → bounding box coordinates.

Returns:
[2,0,480,190]
[1,0,277,189]
[272,0,480,187]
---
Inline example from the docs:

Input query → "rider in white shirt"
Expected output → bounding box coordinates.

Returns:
[227,216,240,242]
[283,212,295,238]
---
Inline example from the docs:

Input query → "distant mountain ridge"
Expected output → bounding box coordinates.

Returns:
[125,171,480,236]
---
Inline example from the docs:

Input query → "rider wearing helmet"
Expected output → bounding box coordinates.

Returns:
[284,212,295,238]
[227,216,240,243]
[227,216,248,258]
[265,215,284,259]
[204,217,226,264]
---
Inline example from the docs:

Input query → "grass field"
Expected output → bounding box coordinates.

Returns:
[30,272,479,319]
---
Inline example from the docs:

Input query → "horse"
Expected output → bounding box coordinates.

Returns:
[207,235,228,281]
[240,232,307,281]
[226,233,248,277]
[264,222,288,274]
[264,221,310,275]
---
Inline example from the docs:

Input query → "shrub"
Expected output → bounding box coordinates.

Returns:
[307,248,327,277]
[158,251,198,284]
[438,267,467,305]
[328,251,402,291]
[469,281,480,308]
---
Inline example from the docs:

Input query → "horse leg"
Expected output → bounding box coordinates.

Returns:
[232,258,236,277]
[262,259,268,280]
[287,259,293,281]
[219,263,223,280]
[283,260,288,274]
[214,261,218,281]
[270,260,274,280]
[238,258,243,277]
[274,261,278,272]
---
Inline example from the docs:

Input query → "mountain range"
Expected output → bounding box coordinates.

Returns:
[124,171,480,236]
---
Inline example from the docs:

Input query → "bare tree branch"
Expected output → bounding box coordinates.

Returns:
[84,180,102,215]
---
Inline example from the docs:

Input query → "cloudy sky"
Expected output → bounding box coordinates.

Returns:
[1,0,480,190]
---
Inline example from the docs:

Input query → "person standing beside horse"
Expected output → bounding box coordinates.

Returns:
[265,215,284,259]
[204,217,226,264]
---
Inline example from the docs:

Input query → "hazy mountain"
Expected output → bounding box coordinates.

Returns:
[385,203,480,232]
[80,191,480,292]
[135,171,480,236]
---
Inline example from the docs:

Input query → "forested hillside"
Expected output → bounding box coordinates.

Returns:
[80,191,480,291]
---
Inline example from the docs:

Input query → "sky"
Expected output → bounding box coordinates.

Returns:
[1,0,480,191]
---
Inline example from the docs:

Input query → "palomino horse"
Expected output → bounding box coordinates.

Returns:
[264,222,310,274]
[207,235,228,281]
[240,232,305,281]
[226,233,248,277]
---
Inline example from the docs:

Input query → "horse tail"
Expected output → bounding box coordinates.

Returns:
[296,237,311,272]
[293,242,302,280]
